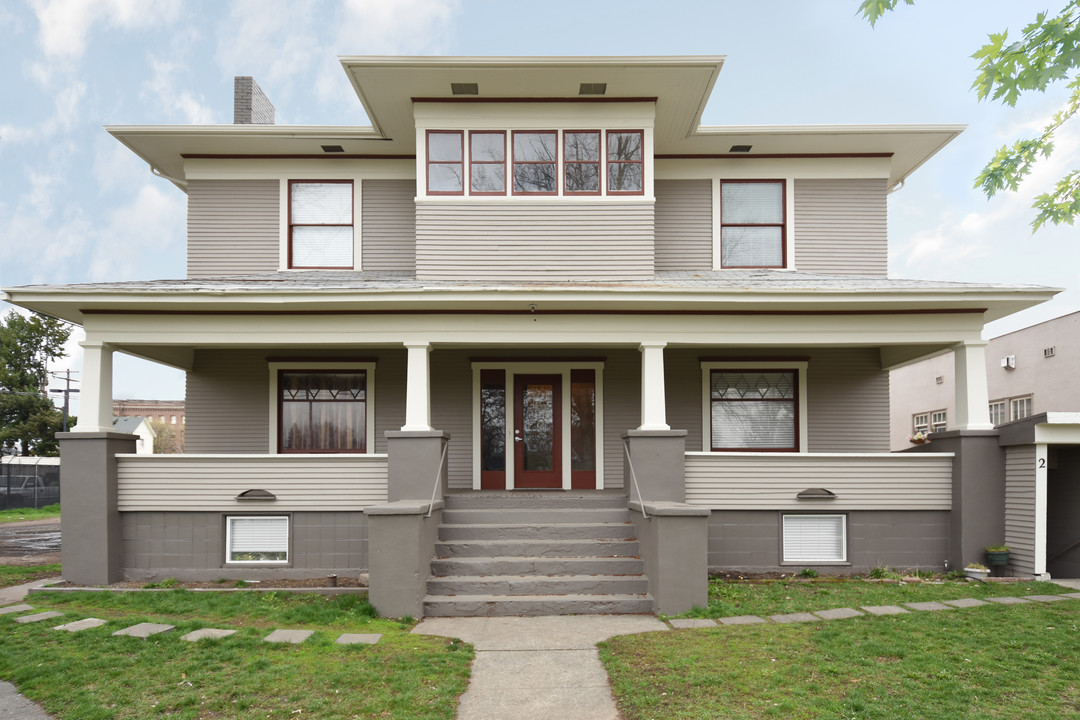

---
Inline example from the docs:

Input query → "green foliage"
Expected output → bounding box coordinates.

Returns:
[0,504,60,523]
[985,544,1010,552]
[796,568,819,578]
[0,311,72,456]
[869,566,890,579]
[862,1,1080,231]
[0,563,62,588]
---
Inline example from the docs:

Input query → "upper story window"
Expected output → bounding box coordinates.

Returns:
[427,131,464,195]
[470,131,506,194]
[607,131,643,194]
[720,180,785,269]
[513,131,558,194]
[564,131,600,195]
[289,181,353,269]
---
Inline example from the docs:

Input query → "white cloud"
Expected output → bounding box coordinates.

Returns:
[215,1,320,93]
[0,80,86,146]
[30,0,181,60]
[143,57,215,124]
[88,184,184,281]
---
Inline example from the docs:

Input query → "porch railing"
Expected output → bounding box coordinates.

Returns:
[684,452,954,511]
[115,454,389,512]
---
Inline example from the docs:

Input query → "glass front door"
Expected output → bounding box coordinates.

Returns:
[513,374,562,488]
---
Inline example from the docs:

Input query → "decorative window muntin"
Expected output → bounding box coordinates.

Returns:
[931,410,947,433]
[289,181,353,269]
[709,369,798,451]
[564,131,601,195]
[427,130,464,195]
[988,401,1007,426]
[512,131,558,194]
[913,413,929,435]
[606,130,644,194]
[279,370,368,453]
[470,131,506,195]
[720,180,785,268]
[226,516,288,564]
[1010,395,1033,421]
[783,514,846,563]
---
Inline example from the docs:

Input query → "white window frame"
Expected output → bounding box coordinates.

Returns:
[268,362,376,455]
[931,410,947,434]
[470,361,605,490]
[782,514,847,564]
[912,413,929,435]
[225,515,289,565]
[1010,395,1033,421]
[278,178,363,271]
[700,361,808,453]
[988,400,1007,426]
[712,176,795,271]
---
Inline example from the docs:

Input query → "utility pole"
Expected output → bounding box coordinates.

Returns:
[49,370,79,433]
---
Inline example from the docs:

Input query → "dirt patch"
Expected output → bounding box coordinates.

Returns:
[0,520,61,565]
[52,574,370,590]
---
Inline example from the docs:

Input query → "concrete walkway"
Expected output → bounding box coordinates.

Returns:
[413,615,666,720]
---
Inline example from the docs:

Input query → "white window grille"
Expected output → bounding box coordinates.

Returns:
[1010,396,1033,421]
[988,401,1007,426]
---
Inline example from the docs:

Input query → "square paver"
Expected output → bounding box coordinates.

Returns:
[0,604,34,616]
[770,612,820,624]
[113,622,174,638]
[54,618,107,632]
[718,615,767,626]
[336,633,382,645]
[181,628,236,642]
[861,605,911,616]
[984,596,1031,605]
[943,598,990,609]
[264,629,313,644]
[1061,592,1080,600]
[668,619,717,629]
[813,608,864,621]
[904,601,953,612]
[15,611,63,624]
[1023,594,1068,603]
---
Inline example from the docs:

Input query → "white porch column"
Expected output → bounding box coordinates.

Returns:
[402,342,433,431]
[953,341,994,431]
[73,341,114,433]
[638,342,669,431]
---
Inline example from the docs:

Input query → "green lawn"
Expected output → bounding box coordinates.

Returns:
[0,563,62,588]
[0,504,60,523]
[0,589,471,720]
[603,599,1080,719]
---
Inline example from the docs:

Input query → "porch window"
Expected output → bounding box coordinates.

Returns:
[226,516,288,564]
[479,369,506,489]
[571,369,597,488]
[607,131,643,194]
[470,131,506,194]
[512,131,558,194]
[783,514,846,563]
[279,370,367,453]
[709,370,798,451]
[427,130,465,194]
[989,401,1007,426]
[720,180,785,268]
[289,181,353,269]
[564,131,601,194]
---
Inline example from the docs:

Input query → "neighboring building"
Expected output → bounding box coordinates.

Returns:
[889,311,1080,450]
[112,417,156,455]
[113,399,186,427]
[2,56,1067,616]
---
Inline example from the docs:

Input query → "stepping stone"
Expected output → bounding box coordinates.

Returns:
[770,612,820,624]
[904,601,953,612]
[264,629,313,644]
[985,596,1031,605]
[943,598,990,608]
[335,633,382,645]
[15,611,62,624]
[813,608,863,620]
[1061,592,1080,600]
[668,619,717,629]
[861,605,910,616]
[0,604,34,616]
[181,628,236,642]
[54,618,106,632]
[1023,594,1068,603]
[113,623,174,638]
[718,615,767,626]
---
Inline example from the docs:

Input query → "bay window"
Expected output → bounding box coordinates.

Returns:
[607,130,643,194]
[564,131,601,194]
[512,131,558,194]
[470,131,506,194]
[427,130,464,194]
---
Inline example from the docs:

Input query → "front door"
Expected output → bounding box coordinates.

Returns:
[513,374,562,488]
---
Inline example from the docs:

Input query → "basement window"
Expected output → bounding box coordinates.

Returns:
[783,514,846,563]
[226,516,289,564]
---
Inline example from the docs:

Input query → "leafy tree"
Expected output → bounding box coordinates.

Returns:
[150,420,184,454]
[0,311,72,456]
[860,0,1080,230]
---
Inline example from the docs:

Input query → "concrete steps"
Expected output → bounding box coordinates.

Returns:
[425,493,652,617]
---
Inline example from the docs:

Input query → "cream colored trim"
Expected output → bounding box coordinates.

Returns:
[279,179,361,272]
[701,361,809,453]
[184,158,413,180]
[785,175,796,269]
[1035,441,1048,576]
[267,361,376,454]
[656,157,892,180]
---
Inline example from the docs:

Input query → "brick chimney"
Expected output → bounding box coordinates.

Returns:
[233,77,275,124]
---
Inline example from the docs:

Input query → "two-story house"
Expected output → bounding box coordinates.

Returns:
[1,56,1060,616]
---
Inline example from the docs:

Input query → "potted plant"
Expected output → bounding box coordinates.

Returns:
[964,562,990,580]
[984,544,1010,567]
[908,431,931,445]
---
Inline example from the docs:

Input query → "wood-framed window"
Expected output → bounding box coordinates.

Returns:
[931,410,947,433]
[512,131,558,194]
[470,131,506,195]
[988,400,1007,426]
[564,130,601,195]
[782,514,847,563]
[1010,395,1033,421]
[913,413,929,435]
[288,180,353,269]
[427,130,464,195]
[720,179,785,268]
[606,130,644,194]
[226,515,289,564]
[270,362,376,454]
[704,364,803,452]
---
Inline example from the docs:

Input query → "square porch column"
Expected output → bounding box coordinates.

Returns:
[953,341,994,432]
[74,341,115,433]
[638,342,669,431]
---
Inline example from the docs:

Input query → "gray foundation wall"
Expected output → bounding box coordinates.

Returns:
[708,509,949,573]
[120,511,368,581]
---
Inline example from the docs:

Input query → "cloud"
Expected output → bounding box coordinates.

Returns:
[143,57,215,124]
[0,81,86,146]
[87,184,184,281]
[30,0,181,60]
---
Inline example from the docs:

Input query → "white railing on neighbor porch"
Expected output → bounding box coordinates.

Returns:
[684,452,954,511]
[115,454,389,512]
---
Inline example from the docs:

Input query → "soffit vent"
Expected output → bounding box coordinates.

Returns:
[579,83,607,95]
[235,489,277,501]
[451,83,479,95]
[729,145,753,153]
[321,145,345,153]
[796,488,837,500]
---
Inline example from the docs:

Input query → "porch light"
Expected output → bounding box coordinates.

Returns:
[796,488,836,500]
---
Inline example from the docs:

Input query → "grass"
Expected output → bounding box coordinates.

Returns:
[601,600,1080,719]
[0,589,472,719]
[0,563,62,588]
[683,575,1073,618]
[0,503,60,523]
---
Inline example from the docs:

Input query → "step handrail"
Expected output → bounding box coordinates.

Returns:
[622,439,648,519]
[1047,536,1080,564]
[426,440,450,519]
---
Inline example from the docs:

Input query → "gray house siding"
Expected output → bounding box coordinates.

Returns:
[793,178,888,277]
[361,179,415,273]
[654,179,712,271]
[187,179,280,277]
[1004,444,1037,575]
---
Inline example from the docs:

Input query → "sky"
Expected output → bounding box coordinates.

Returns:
[2,0,1079,417]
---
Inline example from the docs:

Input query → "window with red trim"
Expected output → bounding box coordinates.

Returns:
[470,131,506,194]
[606,131,643,194]
[427,130,464,195]
[720,180,785,268]
[512,131,558,194]
[564,131,600,194]
[289,180,353,269]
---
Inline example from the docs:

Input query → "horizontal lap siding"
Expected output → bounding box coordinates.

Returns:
[793,179,887,277]
[685,454,953,510]
[1005,445,1037,574]
[654,180,712,271]
[362,180,415,273]
[116,456,388,511]
[186,350,270,454]
[187,180,279,277]
[415,201,655,280]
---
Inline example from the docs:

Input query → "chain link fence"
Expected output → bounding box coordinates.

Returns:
[0,456,61,511]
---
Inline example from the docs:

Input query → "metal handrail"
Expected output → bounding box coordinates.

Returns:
[622,439,648,519]
[426,440,450,518]
[1048,537,1080,564]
